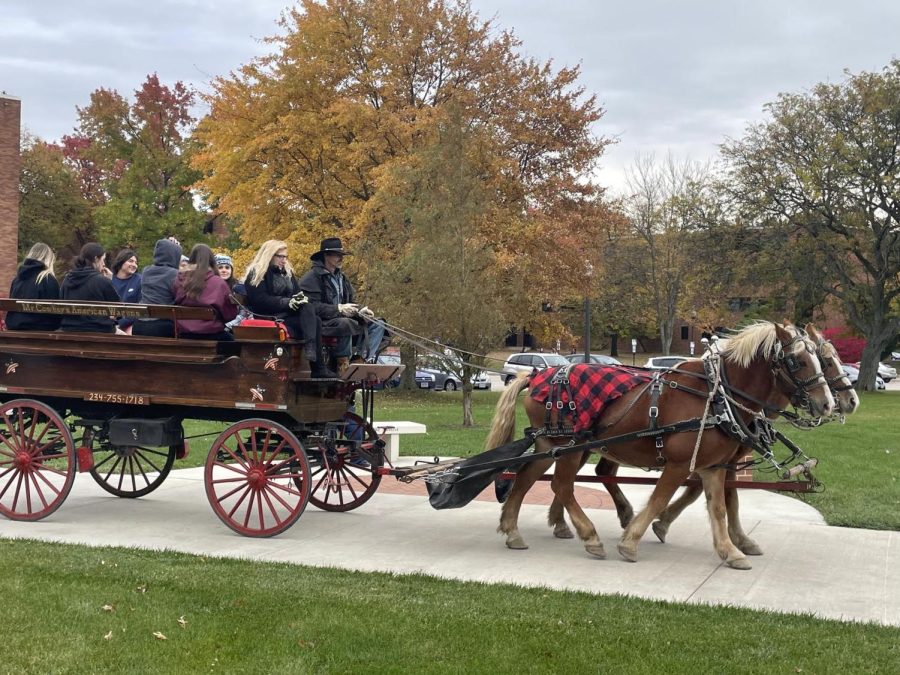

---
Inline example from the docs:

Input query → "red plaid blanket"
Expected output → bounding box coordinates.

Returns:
[529,364,653,433]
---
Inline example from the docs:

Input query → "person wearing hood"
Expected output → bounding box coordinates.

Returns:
[173,244,238,340]
[59,242,122,334]
[6,242,62,331]
[110,248,142,331]
[133,238,182,337]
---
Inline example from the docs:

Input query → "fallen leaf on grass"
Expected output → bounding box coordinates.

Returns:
[102,604,115,613]
[137,585,148,594]
[178,616,187,629]
[153,631,167,641]
[297,640,316,649]
[103,631,113,641]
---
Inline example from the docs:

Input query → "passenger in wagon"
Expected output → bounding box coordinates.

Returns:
[6,242,62,331]
[215,253,251,332]
[110,248,142,332]
[59,242,122,334]
[298,237,388,373]
[244,240,336,378]
[172,244,238,341]
[133,238,182,337]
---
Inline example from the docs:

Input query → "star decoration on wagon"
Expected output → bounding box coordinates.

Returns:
[264,355,279,370]
[5,360,19,375]
[250,386,266,402]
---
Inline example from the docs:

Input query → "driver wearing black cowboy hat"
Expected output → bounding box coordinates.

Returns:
[298,237,386,373]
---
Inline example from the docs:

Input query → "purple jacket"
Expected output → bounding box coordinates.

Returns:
[173,270,238,334]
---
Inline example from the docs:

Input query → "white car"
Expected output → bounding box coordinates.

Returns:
[643,356,687,370]
[842,364,885,390]
[850,362,895,383]
[501,352,572,385]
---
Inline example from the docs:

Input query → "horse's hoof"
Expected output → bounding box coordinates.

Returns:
[585,543,606,559]
[726,556,752,570]
[617,542,638,562]
[651,521,668,543]
[506,535,529,550]
[738,541,763,556]
[553,523,575,539]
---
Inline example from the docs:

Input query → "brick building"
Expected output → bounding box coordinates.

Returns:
[0,94,21,298]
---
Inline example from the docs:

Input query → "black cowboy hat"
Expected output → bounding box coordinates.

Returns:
[310,237,353,261]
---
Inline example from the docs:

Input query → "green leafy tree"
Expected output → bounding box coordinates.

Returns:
[361,110,511,424]
[723,60,900,390]
[18,135,95,261]
[66,74,207,258]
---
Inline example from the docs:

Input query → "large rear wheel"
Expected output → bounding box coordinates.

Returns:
[308,413,383,512]
[0,399,75,521]
[205,419,310,537]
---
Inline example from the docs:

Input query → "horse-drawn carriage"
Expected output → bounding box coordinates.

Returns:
[0,300,853,568]
[0,298,402,536]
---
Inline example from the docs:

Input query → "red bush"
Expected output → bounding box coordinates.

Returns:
[822,328,866,363]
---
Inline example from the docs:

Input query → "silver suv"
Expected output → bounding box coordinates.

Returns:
[501,352,572,385]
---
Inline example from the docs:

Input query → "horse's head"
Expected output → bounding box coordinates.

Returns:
[805,323,859,416]
[718,321,834,418]
[772,322,835,418]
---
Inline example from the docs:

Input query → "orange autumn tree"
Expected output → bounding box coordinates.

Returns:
[193,0,610,320]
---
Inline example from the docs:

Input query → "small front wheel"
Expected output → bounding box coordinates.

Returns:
[205,419,310,537]
[89,442,176,498]
[309,413,383,512]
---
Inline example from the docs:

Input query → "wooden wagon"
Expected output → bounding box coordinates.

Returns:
[0,299,402,537]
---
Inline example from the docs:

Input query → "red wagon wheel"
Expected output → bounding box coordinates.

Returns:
[204,418,310,537]
[0,399,75,521]
[308,412,383,512]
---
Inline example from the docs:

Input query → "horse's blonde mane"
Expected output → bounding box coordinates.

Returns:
[717,322,779,368]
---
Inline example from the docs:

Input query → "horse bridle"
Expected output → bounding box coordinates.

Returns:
[772,329,830,411]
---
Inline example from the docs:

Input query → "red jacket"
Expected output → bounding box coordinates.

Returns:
[173,270,238,334]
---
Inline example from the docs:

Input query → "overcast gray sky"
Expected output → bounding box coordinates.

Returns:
[3,0,899,192]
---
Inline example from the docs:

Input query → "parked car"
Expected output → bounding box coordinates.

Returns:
[566,353,622,366]
[849,362,895,382]
[417,357,491,391]
[376,354,435,389]
[501,352,572,385]
[643,356,688,370]
[842,364,886,390]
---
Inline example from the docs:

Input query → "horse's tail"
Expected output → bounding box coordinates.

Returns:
[485,371,531,450]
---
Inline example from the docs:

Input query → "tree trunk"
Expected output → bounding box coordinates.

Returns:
[400,343,417,390]
[609,332,619,357]
[462,385,474,427]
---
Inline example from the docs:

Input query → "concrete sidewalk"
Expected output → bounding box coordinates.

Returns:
[1,463,897,628]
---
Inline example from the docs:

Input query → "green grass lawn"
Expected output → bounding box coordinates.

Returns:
[2,539,897,673]
[175,389,899,530]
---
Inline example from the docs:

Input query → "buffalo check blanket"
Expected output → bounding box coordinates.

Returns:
[528,364,653,433]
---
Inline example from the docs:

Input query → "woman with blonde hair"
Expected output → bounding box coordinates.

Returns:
[245,240,335,378]
[6,242,62,331]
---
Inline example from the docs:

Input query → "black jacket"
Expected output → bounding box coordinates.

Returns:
[59,267,120,333]
[245,265,302,320]
[6,258,62,331]
[297,261,356,321]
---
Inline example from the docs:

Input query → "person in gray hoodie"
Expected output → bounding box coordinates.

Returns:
[132,238,182,337]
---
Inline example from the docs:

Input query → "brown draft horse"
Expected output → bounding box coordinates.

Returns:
[485,321,835,570]
[593,322,859,551]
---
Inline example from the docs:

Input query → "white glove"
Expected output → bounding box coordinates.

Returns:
[338,303,359,317]
[288,292,308,311]
[358,306,375,319]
